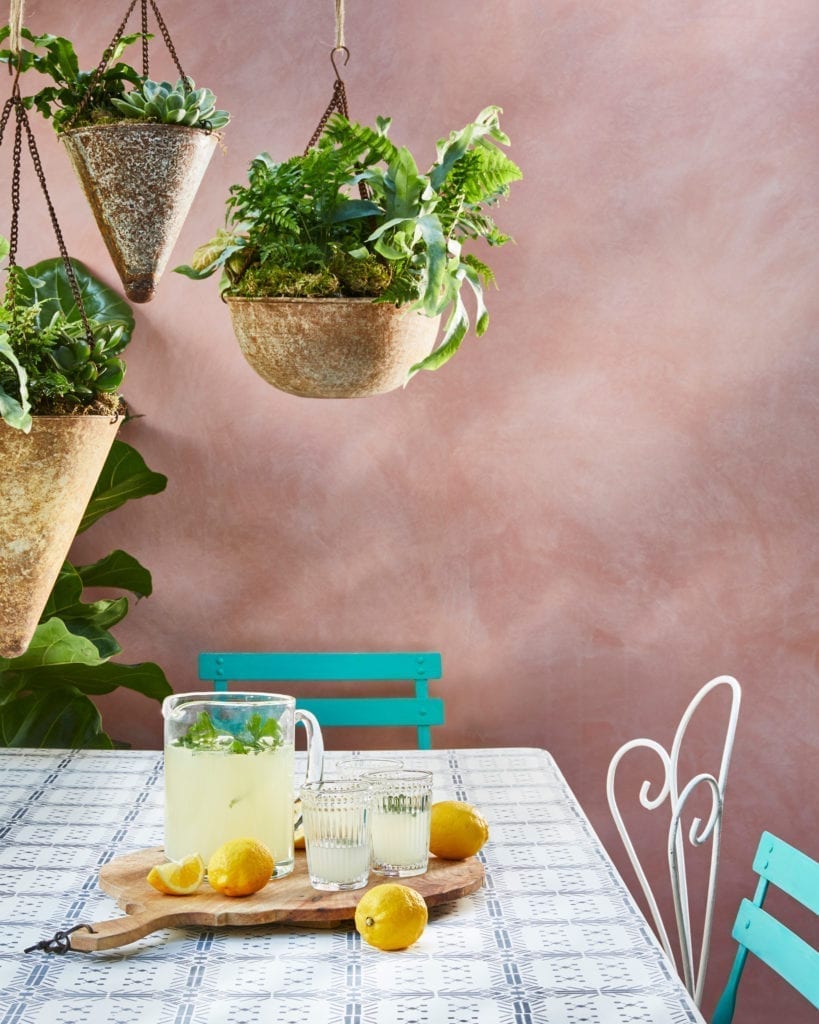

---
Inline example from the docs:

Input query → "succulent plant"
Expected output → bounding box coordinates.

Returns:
[111,78,229,130]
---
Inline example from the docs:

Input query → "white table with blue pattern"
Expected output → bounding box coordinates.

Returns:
[0,748,706,1024]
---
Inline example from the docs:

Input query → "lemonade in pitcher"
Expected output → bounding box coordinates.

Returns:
[163,692,323,876]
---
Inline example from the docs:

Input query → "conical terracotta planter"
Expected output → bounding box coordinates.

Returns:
[62,123,217,303]
[225,297,441,398]
[0,415,121,658]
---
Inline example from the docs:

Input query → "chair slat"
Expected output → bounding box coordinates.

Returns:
[731,900,819,1009]
[753,831,819,915]
[295,697,445,728]
[200,651,442,682]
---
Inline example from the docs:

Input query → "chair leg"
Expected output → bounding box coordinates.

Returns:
[711,946,749,1024]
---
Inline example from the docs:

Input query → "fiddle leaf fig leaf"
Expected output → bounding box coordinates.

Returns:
[0,686,114,748]
[78,440,167,533]
[0,618,109,671]
[76,550,152,599]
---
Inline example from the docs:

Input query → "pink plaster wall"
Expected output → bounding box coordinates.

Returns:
[4,2,818,1019]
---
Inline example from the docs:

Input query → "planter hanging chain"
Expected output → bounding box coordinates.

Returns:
[305,0,351,153]
[1,57,94,345]
[304,0,368,201]
[66,0,195,133]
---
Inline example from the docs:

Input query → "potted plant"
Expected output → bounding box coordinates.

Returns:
[175,106,521,397]
[0,239,134,657]
[0,27,230,302]
[0,436,172,748]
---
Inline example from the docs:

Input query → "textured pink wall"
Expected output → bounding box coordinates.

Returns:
[4,2,819,1019]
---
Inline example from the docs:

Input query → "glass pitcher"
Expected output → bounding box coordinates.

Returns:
[162,692,324,877]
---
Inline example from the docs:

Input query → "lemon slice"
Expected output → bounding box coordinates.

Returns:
[147,853,205,895]
[293,798,305,850]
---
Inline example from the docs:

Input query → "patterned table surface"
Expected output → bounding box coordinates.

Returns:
[0,747,705,1024]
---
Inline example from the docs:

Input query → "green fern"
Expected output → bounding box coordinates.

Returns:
[177,106,521,375]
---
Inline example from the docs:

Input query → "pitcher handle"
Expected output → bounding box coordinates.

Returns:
[295,708,324,787]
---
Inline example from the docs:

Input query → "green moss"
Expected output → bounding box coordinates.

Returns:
[234,264,341,298]
[329,254,392,296]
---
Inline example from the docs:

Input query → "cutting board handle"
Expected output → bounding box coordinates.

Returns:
[69,909,192,952]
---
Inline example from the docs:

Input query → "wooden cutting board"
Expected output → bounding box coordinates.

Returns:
[70,848,485,952]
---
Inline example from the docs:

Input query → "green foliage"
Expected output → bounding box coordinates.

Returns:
[0,26,228,133]
[175,710,283,754]
[78,440,166,533]
[0,440,172,749]
[111,78,229,129]
[0,245,133,431]
[176,107,521,374]
[0,26,144,131]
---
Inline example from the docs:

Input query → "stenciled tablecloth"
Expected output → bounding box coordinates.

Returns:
[0,748,705,1024]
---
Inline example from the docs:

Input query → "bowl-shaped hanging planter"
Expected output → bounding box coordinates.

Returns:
[225,297,441,399]
[62,123,217,303]
[0,415,121,659]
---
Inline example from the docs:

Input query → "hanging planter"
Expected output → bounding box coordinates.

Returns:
[0,415,120,658]
[1,1,230,302]
[62,123,217,303]
[0,66,135,657]
[225,297,441,399]
[176,39,521,398]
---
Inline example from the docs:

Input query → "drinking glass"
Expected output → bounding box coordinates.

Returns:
[364,769,433,877]
[300,780,372,891]
[162,691,324,877]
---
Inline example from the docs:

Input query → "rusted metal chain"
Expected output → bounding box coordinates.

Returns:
[2,90,94,343]
[303,48,369,202]
[141,0,149,77]
[65,0,140,131]
[149,0,192,91]
[66,0,193,130]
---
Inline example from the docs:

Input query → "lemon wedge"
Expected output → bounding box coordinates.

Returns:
[147,853,205,896]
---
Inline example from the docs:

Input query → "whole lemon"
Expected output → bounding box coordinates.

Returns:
[429,801,489,860]
[354,883,428,950]
[207,837,274,897]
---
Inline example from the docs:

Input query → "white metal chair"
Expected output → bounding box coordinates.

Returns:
[606,675,741,1007]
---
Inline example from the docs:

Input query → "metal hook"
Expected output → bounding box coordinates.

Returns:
[24,923,95,955]
[330,46,350,80]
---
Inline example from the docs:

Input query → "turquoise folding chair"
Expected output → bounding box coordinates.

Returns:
[712,831,819,1023]
[198,652,444,749]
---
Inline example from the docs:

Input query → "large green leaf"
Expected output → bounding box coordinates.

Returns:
[41,561,134,631]
[15,257,134,345]
[0,331,32,431]
[40,563,84,620]
[76,549,153,598]
[62,620,122,661]
[67,597,130,633]
[15,660,171,699]
[0,685,113,748]
[1,617,109,671]
[78,439,167,533]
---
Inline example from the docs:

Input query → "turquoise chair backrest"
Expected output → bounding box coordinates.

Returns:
[198,651,444,749]
[712,831,819,1023]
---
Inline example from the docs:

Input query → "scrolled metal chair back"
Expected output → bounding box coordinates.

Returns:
[606,675,741,1006]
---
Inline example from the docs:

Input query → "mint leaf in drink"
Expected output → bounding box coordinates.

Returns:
[247,713,282,744]
[179,711,219,748]
[175,709,283,752]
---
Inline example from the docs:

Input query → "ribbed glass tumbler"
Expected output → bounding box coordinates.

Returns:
[364,769,433,878]
[300,780,372,891]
